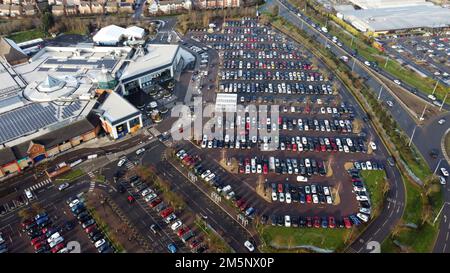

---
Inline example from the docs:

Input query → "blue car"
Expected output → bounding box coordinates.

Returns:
[167,243,177,253]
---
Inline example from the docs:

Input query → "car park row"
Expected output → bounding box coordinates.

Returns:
[66,197,116,253]
[119,175,207,253]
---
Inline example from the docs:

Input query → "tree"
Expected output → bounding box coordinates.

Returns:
[42,12,54,34]
[270,5,279,17]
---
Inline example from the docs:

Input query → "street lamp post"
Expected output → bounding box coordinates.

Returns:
[408,125,417,147]
[384,56,389,68]
[433,159,443,175]
[377,86,383,101]
[419,104,427,121]
[432,80,439,96]
[440,92,448,111]
[351,58,356,72]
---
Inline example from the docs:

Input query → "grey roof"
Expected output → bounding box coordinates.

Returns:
[341,5,450,32]
[0,147,16,165]
[0,38,28,65]
[11,141,30,159]
[33,118,96,148]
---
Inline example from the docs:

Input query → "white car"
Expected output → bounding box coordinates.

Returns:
[25,189,34,200]
[428,94,436,101]
[58,183,70,191]
[204,173,216,182]
[438,119,446,125]
[117,158,127,167]
[144,193,157,202]
[94,239,106,248]
[439,176,446,185]
[279,192,285,202]
[357,213,369,223]
[296,176,308,182]
[171,220,182,231]
[244,240,255,252]
[366,161,373,170]
[69,199,80,208]
[441,168,449,177]
[359,207,371,215]
[135,148,146,155]
[323,186,330,196]
[271,191,278,201]
[326,196,333,204]
[311,185,317,194]
[386,101,394,107]
[140,188,153,197]
[284,215,291,227]
[369,142,377,151]
[285,192,292,204]
[393,79,401,85]
[364,61,371,66]
[200,170,211,179]
[312,194,319,204]
[49,236,64,248]
[47,232,61,244]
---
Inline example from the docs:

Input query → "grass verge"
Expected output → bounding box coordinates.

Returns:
[195,218,232,253]
[381,176,442,253]
[259,225,355,252]
[54,169,85,184]
[360,170,387,217]
[445,131,450,160]
[7,29,46,43]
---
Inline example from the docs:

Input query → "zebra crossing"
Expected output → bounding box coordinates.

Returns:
[26,178,52,192]
[125,161,135,170]
[88,181,96,192]
[87,172,95,179]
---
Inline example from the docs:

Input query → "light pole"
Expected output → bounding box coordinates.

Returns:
[351,58,356,72]
[440,92,448,111]
[433,159,443,175]
[384,56,389,68]
[432,79,439,96]
[408,125,417,147]
[419,104,427,121]
[350,36,354,48]
[377,86,383,101]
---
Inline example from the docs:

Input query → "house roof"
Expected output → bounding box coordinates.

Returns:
[33,118,96,148]
[0,37,28,65]
[98,91,140,125]
[0,147,16,165]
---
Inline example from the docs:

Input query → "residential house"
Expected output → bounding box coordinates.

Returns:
[198,0,240,9]
[65,4,77,14]
[51,4,64,15]
[9,3,21,16]
[24,4,36,15]
[118,1,133,13]
[105,0,117,13]
[91,1,104,13]
[78,1,91,13]
[152,0,191,13]
[0,4,10,16]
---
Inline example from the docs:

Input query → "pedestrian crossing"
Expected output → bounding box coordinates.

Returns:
[125,161,135,170]
[89,181,96,192]
[88,172,95,179]
[26,178,52,192]
[148,127,161,137]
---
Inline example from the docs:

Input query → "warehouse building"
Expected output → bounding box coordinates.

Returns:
[93,25,146,46]
[338,4,450,34]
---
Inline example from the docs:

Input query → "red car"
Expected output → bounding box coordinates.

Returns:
[235,199,244,207]
[351,178,362,183]
[277,184,283,193]
[292,144,297,152]
[343,217,352,229]
[306,194,312,204]
[239,165,245,174]
[328,216,336,228]
[85,224,97,234]
[263,164,268,174]
[34,241,47,250]
[190,239,201,249]
[239,202,247,212]
[160,207,174,218]
[51,243,65,253]
[21,218,34,228]
[306,216,312,228]
[177,227,189,237]
[31,235,46,246]
[313,216,320,228]
[149,198,162,208]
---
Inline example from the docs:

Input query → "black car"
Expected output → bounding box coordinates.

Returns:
[260,215,268,225]
[90,232,104,243]
[270,215,277,226]
[98,242,111,253]
[117,183,126,193]
[78,215,92,225]
[64,220,76,231]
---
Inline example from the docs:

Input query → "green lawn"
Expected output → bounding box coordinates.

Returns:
[260,226,354,252]
[54,169,85,184]
[381,177,440,253]
[445,132,450,160]
[7,29,46,43]
[360,170,387,216]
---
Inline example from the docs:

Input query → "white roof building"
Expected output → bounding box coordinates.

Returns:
[93,25,146,45]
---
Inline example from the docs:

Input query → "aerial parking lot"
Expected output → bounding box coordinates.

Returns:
[383,35,450,84]
[173,17,391,235]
